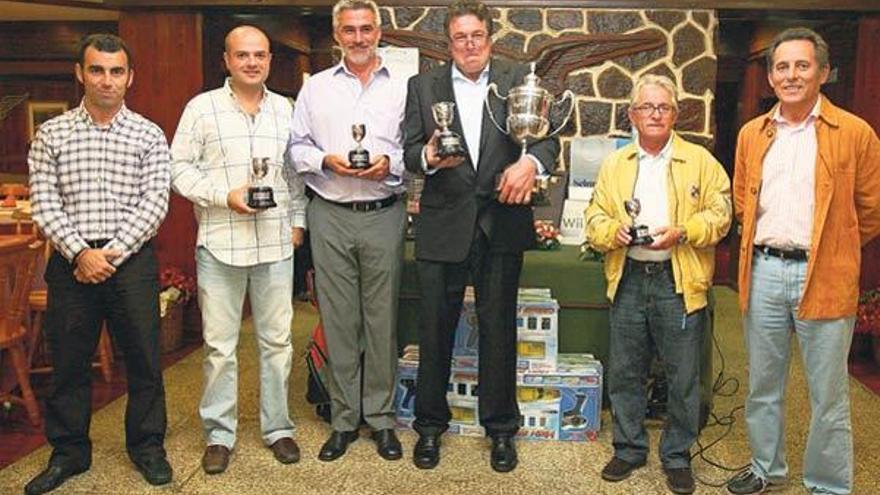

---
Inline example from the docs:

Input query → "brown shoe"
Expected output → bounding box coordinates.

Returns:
[270,437,301,464]
[202,445,231,475]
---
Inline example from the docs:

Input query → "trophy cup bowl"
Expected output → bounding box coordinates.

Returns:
[348,123,370,169]
[431,101,467,158]
[247,157,277,209]
[485,62,574,158]
[624,198,654,246]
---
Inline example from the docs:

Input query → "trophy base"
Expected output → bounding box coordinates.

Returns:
[629,225,654,246]
[437,133,466,159]
[348,150,370,170]
[247,186,277,209]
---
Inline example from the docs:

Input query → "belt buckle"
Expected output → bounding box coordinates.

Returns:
[644,262,659,274]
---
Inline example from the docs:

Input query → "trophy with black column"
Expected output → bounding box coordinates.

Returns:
[349,123,370,169]
[624,198,654,245]
[247,157,277,209]
[431,101,467,158]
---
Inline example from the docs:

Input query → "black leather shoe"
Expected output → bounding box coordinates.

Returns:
[601,456,647,482]
[318,430,358,462]
[371,429,402,461]
[24,464,89,495]
[412,433,441,469]
[664,467,695,494]
[132,454,172,486]
[490,435,518,473]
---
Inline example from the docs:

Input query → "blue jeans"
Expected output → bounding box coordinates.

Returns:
[196,247,295,448]
[744,251,854,494]
[608,259,704,469]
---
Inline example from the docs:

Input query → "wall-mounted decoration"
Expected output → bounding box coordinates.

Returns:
[28,101,68,140]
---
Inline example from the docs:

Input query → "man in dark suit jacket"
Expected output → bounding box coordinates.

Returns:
[402,0,559,473]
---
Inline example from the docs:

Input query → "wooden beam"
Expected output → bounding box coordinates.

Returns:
[0,61,75,76]
[102,0,880,11]
[0,22,117,61]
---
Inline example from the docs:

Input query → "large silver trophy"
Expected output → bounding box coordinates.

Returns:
[247,157,277,209]
[485,62,575,157]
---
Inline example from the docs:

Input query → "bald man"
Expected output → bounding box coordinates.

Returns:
[170,25,307,474]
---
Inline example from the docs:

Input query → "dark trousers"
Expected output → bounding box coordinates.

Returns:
[413,232,523,437]
[43,244,167,467]
[607,259,703,469]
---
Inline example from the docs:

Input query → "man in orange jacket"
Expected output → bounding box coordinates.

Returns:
[728,28,880,495]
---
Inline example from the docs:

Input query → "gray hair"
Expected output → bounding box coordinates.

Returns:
[766,27,830,71]
[630,74,679,112]
[332,0,381,30]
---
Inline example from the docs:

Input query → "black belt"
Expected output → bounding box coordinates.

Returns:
[755,245,808,261]
[322,195,398,212]
[625,258,672,274]
[85,239,111,249]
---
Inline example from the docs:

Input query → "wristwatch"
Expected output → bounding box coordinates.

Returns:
[677,225,688,245]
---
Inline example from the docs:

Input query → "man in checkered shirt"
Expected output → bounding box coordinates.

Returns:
[26,34,172,495]
[170,25,307,475]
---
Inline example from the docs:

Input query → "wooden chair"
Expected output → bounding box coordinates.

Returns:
[27,242,114,383]
[0,236,43,426]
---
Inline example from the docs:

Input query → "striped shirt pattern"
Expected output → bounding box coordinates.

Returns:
[171,80,307,267]
[29,102,171,265]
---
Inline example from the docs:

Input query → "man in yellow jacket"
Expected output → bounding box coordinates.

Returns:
[585,74,731,495]
[727,28,880,495]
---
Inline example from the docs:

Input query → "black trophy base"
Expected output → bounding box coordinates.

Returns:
[348,149,370,170]
[629,225,654,246]
[437,133,466,159]
[247,186,277,209]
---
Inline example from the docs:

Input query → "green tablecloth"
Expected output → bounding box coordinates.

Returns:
[398,242,714,418]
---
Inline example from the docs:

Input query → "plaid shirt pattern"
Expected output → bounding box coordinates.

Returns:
[29,102,171,265]
[171,80,307,267]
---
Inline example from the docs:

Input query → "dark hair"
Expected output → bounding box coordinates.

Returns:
[766,27,830,72]
[445,0,493,38]
[77,33,133,69]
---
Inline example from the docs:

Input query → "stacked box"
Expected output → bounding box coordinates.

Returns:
[516,354,603,442]
[394,289,603,442]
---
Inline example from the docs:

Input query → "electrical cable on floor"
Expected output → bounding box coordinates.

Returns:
[692,327,751,488]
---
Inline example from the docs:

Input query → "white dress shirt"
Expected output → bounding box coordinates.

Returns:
[627,135,673,262]
[754,100,820,250]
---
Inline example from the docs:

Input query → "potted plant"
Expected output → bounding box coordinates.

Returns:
[158,266,196,353]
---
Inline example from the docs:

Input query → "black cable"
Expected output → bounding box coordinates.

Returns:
[691,323,752,488]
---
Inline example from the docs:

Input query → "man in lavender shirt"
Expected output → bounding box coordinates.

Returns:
[288,0,406,463]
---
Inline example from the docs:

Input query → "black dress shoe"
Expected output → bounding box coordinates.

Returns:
[24,464,89,495]
[132,454,172,486]
[318,430,358,462]
[371,429,402,461]
[490,435,518,473]
[412,433,441,470]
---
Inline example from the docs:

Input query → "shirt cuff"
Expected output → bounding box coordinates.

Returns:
[525,153,547,176]
[421,146,439,176]
[212,189,229,209]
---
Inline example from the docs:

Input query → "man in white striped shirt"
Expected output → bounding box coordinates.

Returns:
[26,33,172,495]
[170,25,307,475]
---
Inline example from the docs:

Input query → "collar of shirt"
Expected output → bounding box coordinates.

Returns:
[772,97,821,130]
[74,100,131,129]
[332,57,391,82]
[223,77,268,112]
[636,133,674,162]
[451,61,490,85]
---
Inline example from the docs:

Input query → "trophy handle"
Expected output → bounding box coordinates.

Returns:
[484,83,509,135]
[547,90,576,138]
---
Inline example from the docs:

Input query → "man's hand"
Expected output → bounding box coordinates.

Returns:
[425,130,465,170]
[74,248,121,284]
[227,185,257,214]
[648,225,683,250]
[356,154,390,181]
[497,155,537,204]
[292,227,305,249]
[615,224,633,247]
[322,154,361,177]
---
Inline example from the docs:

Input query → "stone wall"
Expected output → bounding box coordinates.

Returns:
[381,7,718,167]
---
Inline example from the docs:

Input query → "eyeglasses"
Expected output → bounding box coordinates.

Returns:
[451,32,488,47]
[632,103,675,117]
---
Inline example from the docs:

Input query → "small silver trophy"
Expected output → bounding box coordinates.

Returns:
[624,198,653,246]
[485,62,575,158]
[431,101,466,158]
[349,123,370,169]
[247,157,277,209]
